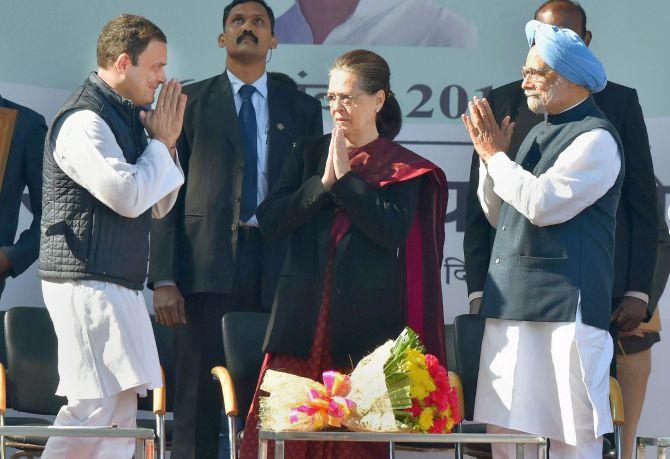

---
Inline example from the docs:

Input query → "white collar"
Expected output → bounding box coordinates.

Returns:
[226,69,268,99]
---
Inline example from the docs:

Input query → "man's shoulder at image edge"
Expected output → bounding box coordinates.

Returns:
[0,95,47,293]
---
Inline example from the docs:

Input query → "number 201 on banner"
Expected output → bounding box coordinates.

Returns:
[406,85,492,119]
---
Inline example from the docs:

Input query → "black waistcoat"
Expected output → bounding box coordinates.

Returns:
[39,73,151,290]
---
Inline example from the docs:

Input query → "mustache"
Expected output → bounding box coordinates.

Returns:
[237,30,259,44]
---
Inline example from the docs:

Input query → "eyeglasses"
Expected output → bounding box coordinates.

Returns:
[520,66,553,80]
[323,92,367,108]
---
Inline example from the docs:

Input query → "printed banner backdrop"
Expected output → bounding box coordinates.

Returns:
[2,0,669,439]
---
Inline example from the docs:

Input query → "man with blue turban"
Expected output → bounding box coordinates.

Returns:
[461,15,623,459]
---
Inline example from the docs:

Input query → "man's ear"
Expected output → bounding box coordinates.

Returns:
[218,32,226,49]
[115,53,132,76]
[583,30,592,47]
[270,35,278,49]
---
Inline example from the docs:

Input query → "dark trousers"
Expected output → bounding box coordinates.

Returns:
[609,307,618,379]
[171,227,264,459]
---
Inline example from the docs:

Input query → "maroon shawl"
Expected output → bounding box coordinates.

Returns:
[331,137,449,365]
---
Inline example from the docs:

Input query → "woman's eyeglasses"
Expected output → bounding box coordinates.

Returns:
[323,93,367,108]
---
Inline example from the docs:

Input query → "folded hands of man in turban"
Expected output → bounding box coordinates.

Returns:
[461,96,515,163]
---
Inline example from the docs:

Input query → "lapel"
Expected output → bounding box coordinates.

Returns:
[332,232,353,272]
[312,135,353,273]
[266,78,294,190]
[315,137,333,272]
[207,73,244,164]
[317,212,334,274]
[316,215,354,275]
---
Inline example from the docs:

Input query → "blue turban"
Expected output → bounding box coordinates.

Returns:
[525,19,607,93]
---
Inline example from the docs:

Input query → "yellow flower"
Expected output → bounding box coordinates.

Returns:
[405,350,423,373]
[406,350,436,400]
[418,407,435,431]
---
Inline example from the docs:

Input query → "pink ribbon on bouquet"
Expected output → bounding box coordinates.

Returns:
[289,371,355,429]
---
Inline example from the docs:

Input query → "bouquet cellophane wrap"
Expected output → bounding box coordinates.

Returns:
[344,340,408,432]
[258,341,408,432]
[258,327,460,433]
[259,370,326,431]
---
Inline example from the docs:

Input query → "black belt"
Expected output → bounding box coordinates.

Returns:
[237,225,262,243]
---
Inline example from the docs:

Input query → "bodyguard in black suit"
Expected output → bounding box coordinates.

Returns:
[148,1,322,457]
[0,96,47,297]
[464,1,658,335]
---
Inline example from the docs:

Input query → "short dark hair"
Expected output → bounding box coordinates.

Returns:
[535,0,587,37]
[331,49,403,140]
[97,14,167,69]
[222,0,275,34]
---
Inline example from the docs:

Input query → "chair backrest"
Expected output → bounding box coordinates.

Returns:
[137,316,174,413]
[0,310,8,366]
[5,306,66,415]
[444,323,457,373]
[221,312,270,419]
[453,314,485,421]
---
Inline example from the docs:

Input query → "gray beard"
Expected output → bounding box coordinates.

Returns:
[525,78,564,115]
[526,95,546,114]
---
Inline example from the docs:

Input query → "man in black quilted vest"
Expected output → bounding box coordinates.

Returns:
[462,20,621,459]
[39,14,185,458]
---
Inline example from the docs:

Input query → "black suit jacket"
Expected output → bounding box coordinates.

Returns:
[148,72,322,310]
[257,135,421,366]
[0,96,47,292]
[464,81,659,303]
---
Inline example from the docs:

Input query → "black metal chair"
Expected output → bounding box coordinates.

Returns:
[1,307,170,459]
[211,312,270,459]
[2,306,65,458]
[453,313,625,459]
[0,308,56,448]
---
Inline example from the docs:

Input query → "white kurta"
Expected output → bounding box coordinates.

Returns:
[42,109,184,399]
[474,116,621,445]
[475,307,613,445]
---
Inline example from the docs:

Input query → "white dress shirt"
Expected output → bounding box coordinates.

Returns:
[275,0,477,48]
[227,69,269,226]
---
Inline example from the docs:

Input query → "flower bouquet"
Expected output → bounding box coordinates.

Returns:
[258,327,461,434]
